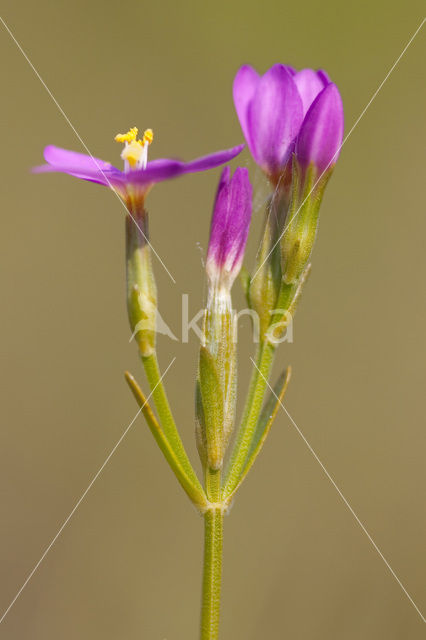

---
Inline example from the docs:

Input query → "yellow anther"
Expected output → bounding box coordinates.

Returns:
[114,127,139,144]
[142,129,154,146]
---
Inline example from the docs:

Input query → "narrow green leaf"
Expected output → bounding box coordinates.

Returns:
[125,371,208,509]
[227,366,291,502]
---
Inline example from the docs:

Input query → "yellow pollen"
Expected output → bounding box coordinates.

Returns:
[142,129,154,145]
[114,127,138,144]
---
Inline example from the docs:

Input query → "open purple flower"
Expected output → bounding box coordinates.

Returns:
[34,126,244,208]
[206,166,252,292]
[233,64,343,182]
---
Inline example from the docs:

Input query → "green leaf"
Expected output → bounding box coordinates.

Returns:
[227,366,291,501]
[125,371,207,509]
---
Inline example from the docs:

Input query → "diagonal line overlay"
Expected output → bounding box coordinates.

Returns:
[0,358,176,625]
[0,16,176,283]
[250,357,426,624]
[251,17,425,282]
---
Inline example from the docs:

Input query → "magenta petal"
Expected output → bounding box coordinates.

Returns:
[248,64,303,173]
[294,69,328,117]
[296,83,344,173]
[221,167,252,274]
[32,145,120,186]
[180,144,245,173]
[233,65,260,152]
[44,145,114,172]
[124,145,245,185]
[34,144,244,190]
[32,163,115,186]
[317,69,331,85]
[284,65,296,76]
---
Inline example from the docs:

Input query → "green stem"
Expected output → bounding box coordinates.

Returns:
[223,341,275,498]
[200,469,223,640]
[142,351,204,497]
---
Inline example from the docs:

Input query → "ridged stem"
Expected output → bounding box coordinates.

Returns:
[200,468,223,640]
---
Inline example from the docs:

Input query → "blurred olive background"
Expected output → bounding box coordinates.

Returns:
[0,1,425,638]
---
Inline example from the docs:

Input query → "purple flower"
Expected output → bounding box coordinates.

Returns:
[233,64,343,180]
[206,166,252,291]
[33,126,244,206]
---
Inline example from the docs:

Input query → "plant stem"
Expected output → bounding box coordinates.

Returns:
[200,468,223,640]
[142,352,205,496]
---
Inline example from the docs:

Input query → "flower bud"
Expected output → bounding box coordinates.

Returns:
[196,167,252,470]
[206,167,252,292]
[281,84,344,284]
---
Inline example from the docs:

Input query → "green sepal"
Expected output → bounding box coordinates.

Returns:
[264,264,311,346]
[198,346,224,470]
[249,209,282,341]
[281,160,332,284]
[125,371,208,510]
[239,266,251,304]
[226,366,291,502]
[195,380,208,470]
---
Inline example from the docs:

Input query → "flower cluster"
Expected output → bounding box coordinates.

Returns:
[233,64,343,183]
[34,61,343,501]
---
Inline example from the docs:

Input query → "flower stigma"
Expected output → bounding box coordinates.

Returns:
[115,127,154,172]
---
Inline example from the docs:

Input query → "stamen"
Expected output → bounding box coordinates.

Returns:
[115,126,154,171]
[114,127,139,144]
[142,129,154,146]
[121,140,144,169]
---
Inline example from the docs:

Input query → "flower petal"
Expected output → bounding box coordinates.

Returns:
[124,145,245,185]
[221,167,252,275]
[294,69,328,117]
[43,145,114,172]
[233,65,260,152]
[32,163,115,186]
[296,83,344,172]
[317,69,331,85]
[32,145,120,186]
[247,64,303,173]
[207,166,252,287]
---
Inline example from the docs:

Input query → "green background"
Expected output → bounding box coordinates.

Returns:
[0,0,425,638]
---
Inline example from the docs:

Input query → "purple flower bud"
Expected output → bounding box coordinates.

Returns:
[295,83,344,174]
[206,167,252,291]
[233,64,343,181]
